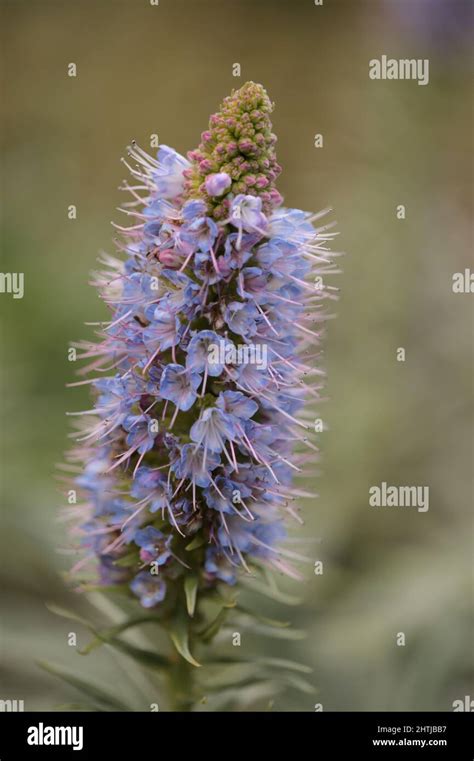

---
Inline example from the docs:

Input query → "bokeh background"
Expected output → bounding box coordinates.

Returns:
[1,0,472,711]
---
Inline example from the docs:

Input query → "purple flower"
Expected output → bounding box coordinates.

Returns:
[67,81,337,611]
[203,475,252,515]
[143,307,181,353]
[224,301,258,337]
[182,199,207,222]
[205,172,232,197]
[205,547,237,585]
[131,572,167,608]
[171,443,220,488]
[216,390,258,420]
[131,467,171,513]
[122,415,157,456]
[153,145,189,199]
[134,526,172,565]
[191,217,218,254]
[159,363,201,411]
[230,194,268,235]
[186,330,231,377]
[190,407,237,454]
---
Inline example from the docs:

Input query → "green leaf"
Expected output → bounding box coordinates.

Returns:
[199,662,259,689]
[113,551,140,567]
[105,638,170,671]
[274,672,316,695]
[232,616,306,640]
[46,603,94,630]
[185,535,207,551]
[37,661,131,712]
[79,614,161,655]
[78,583,130,596]
[184,575,198,617]
[203,681,281,711]
[241,577,302,605]
[198,602,235,643]
[168,614,201,667]
[236,604,290,628]
[257,657,313,674]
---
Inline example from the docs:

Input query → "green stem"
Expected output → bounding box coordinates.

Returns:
[168,656,195,711]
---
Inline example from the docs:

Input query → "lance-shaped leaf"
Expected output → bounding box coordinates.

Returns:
[198,599,236,643]
[78,614,162,655]
[103,637,170,671]
[184,575,198,617]
[168,612,201,667]
[37,660,131,712]
[185,535,207,552]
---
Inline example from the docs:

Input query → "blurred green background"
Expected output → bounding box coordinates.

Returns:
[1,0,472,711]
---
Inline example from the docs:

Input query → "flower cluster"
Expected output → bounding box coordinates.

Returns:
[66,82,338,610]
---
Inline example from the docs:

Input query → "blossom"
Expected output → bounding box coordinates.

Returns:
[134,526,172,565]
[66,81,337,612]
[131,572,167,608]
[153,145,189,199]
[143,306,181,354]
[229,194,268,235]
[131,467,171,514]
[190,407,237,454]
[171,443,220,488]
[216,390,258,420]
[205,172,232,197]
[159,363,201,411]
[224,301,258,337]
[186,330,231,377]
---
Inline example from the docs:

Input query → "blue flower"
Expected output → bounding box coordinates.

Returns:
[131,572,167,608]
[223,232,259,270]
[134,526,172,565]
[122,414,157,456]
[68,82,337,609]
[205,172,232,197]
[159,363,201,411]
[143,307,181,353]
[153,145,189,199]
[224,301,258,338]
[216,390,258,420]
[203,475,252,514]
[230,194,268,235]
[190,407,237,454]
[186,330,231,377]
[171,443,220,488]
[205,547,237,585]
[131,467,171,513]
[184,216,218,253]
[181,199,207,223]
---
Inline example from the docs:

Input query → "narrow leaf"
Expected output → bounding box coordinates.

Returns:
[79,614,161,655]
[46,603,93,630]
[168,614,201,667]
[198,607,230,643]
[241,577,302,605]
[37,661,131,711]
[105,638,170,671]
[184,576,198,617]
[236,604,290,628]
[185,535,207,551]
[257,657,313,674]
